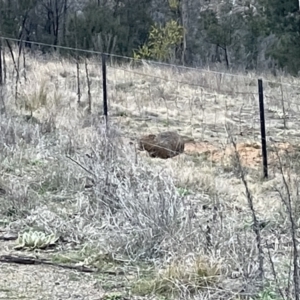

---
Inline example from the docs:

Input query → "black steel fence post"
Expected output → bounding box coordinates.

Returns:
[102,53,108,127]
[258,79,268,178]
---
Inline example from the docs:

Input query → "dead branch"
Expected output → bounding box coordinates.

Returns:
[5,40,18,75]
[66,155,96,177]
[279,80,287,129]
[2,45,6,83]
[0,40,2,85]
[15,39,23,102]
[85,58,92,114]
[76,56,81,103]
[23,45,27,83]
[272,143,300,300]
[266,242,286,299]
[0,254,119,275]
[226,125,265,284]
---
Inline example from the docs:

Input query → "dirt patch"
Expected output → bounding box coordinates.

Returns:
[185,141,297,168]
[184,141,218,156]
[0,236,104,300]
[0,262,104,299]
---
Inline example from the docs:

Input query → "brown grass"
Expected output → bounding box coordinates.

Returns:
[0,46,300,299]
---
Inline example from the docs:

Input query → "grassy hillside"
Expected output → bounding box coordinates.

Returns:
[0,48,300,299]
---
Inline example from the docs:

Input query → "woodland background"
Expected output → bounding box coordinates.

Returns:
[0,0,299,75]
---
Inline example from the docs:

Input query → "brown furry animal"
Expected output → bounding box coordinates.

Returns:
[138,131,185,159]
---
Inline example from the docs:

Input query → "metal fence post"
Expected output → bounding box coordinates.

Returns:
[102,53,108,128]
[258,79,268,178]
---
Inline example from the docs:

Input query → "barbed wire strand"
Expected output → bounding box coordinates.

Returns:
[1,35,299,88]
[264,95,300,107]
[108,65,256,96]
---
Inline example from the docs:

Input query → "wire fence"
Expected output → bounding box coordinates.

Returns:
[107,57,257,142]
[1,37,300,175]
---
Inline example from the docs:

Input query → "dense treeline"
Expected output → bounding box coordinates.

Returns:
[0,0,299,75]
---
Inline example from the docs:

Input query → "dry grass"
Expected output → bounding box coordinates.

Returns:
[0,46,300,299]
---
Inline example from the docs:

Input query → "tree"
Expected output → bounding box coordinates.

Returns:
[66,0,153,57]
[259,0,300,74]
[168,0,188,65]
[0,0,70,50]
[35,0,68,46]
[67,3,121,53]
[197,1,244,69]
[242,3,268,70]
[0,0,37,41]
[133,20,184,62]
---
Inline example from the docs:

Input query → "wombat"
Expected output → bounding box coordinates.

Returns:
[138,131,185,159]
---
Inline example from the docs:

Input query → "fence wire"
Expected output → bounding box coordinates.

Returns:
[0,38,299,152]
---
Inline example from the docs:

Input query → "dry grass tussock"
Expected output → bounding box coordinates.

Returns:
[0,48,300,299]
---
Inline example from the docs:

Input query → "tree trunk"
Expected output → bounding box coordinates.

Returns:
[179,0,188,65]
[54,0,59,46]
[215,44,221,63]
[224,46,229,69]
[0,41,2,86]
[62,0,68,45]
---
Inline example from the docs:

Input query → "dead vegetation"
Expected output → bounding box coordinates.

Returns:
[0,46,300,299]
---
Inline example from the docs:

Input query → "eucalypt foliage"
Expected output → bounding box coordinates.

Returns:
[133,20,184,62]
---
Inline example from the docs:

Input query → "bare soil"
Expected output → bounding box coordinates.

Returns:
[185,141,297,168]
[0,237,106,299]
